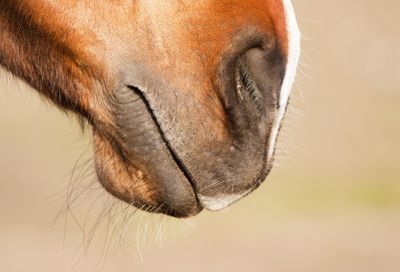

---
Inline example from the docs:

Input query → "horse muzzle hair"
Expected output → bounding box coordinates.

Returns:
[0,0,300,217]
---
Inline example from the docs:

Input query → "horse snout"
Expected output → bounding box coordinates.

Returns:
[191,40,287,211]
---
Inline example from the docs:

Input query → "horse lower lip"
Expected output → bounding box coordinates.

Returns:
[94,86,203,217]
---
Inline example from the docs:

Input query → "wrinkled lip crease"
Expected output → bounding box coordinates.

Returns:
[126,85,202,206]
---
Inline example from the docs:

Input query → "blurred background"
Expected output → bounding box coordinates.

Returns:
[0,0,399,271]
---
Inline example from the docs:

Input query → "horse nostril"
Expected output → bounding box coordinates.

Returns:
[220,45,285,141]
[235,54,264,116]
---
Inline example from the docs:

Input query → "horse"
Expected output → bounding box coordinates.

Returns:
[0,0,300,218]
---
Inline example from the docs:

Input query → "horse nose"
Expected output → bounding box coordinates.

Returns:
[195,38,286,212]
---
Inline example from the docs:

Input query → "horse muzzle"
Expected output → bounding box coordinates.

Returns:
[93,29,287,218]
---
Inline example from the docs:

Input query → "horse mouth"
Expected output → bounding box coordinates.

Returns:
[126,86,203,213]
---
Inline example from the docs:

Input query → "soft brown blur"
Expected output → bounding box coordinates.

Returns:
[0,1,399,271]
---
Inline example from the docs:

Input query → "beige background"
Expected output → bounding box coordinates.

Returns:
[0,0,399,271]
